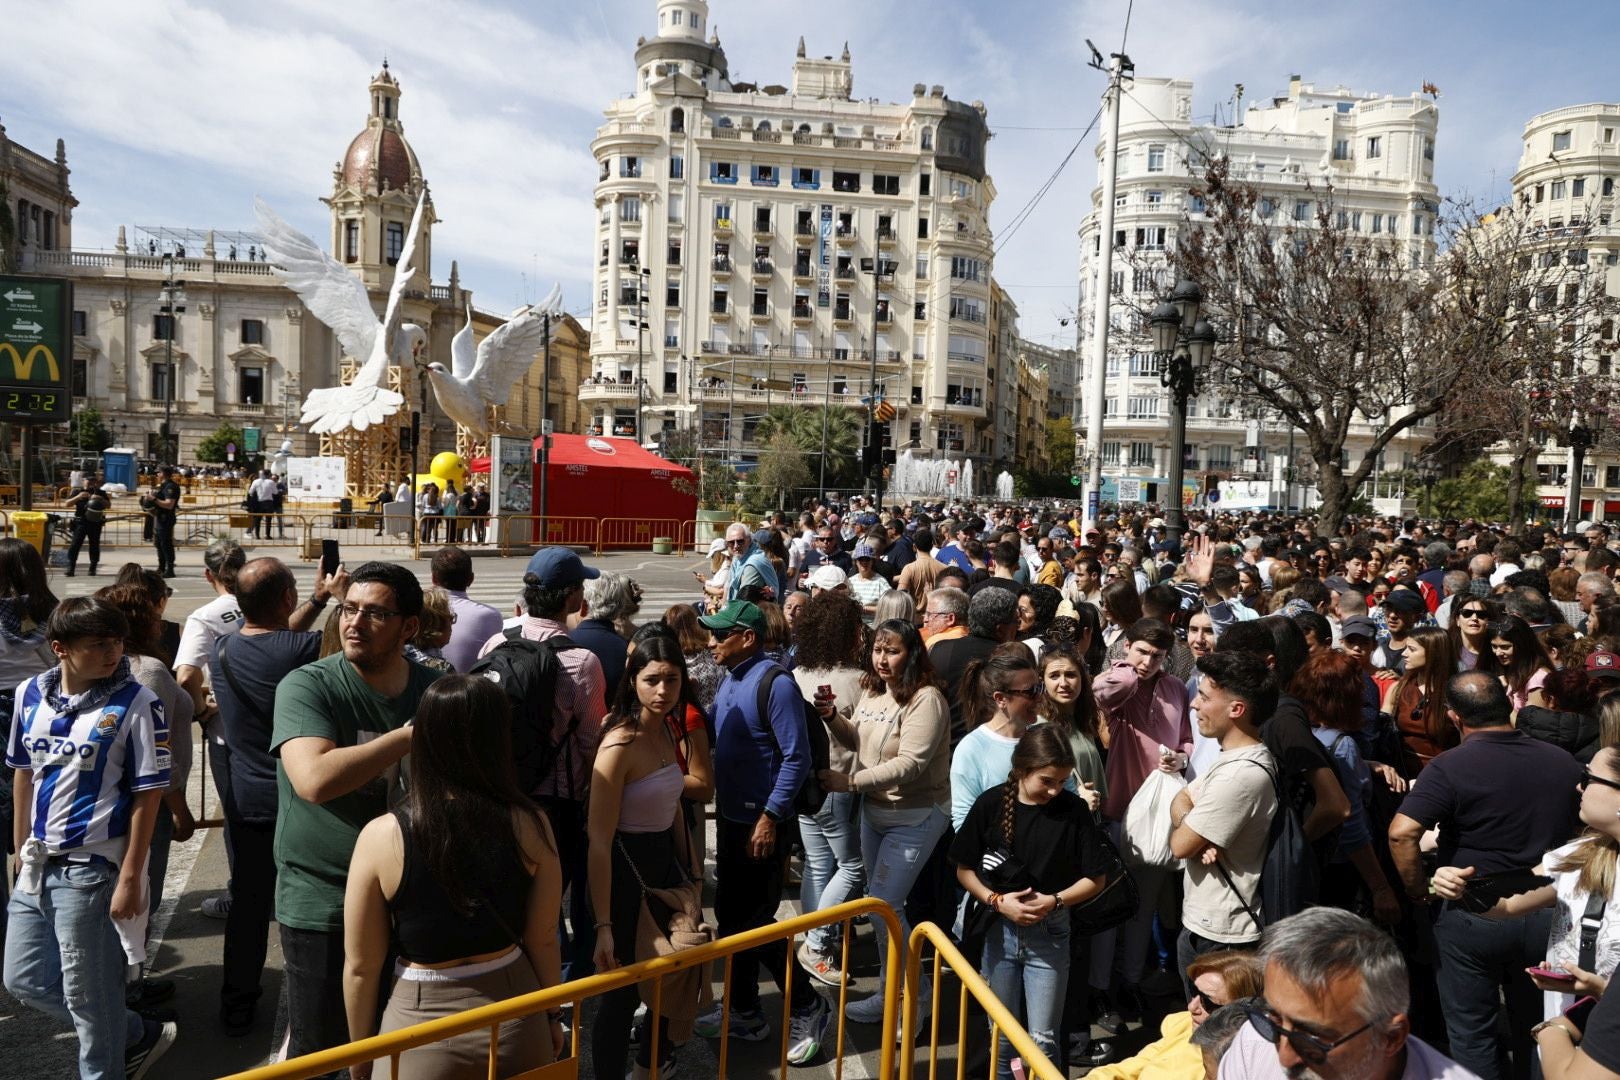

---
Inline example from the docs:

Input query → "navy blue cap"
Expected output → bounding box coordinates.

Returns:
[524,547,600,588]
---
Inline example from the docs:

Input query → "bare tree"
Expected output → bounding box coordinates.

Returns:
[1166,160,1615,535]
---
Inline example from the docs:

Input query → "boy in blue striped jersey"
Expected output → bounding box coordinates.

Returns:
[3,597,176,1079]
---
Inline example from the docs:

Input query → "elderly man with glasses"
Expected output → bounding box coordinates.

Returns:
[1219,907,1474,1079]
[724,522,782,603]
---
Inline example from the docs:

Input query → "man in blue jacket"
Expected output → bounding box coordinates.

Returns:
[724,523,782,602]
[693,600,830,1064]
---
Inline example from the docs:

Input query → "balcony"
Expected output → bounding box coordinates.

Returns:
[792,303,813,322]
[835,266,855,282]
[578,379,643,403]
[835,223,856,243]
[713,218,734,235]
[752,259,774,278]
[712,257,733,275]
[833,304,853,323]
[876,225,897,246]
[793,262,813,281]
[753,218,773,237]
[750,302,772,321]
[876,310,892,325]
[711,300,730,316]
[796,220,816,237]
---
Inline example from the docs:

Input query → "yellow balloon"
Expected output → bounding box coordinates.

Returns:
[428,452,468,490]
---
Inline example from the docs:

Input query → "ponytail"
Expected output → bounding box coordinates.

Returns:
[962,645,1039,733]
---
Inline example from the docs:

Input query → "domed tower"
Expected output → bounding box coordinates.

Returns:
[324,61,437,294]
[635,0,729,92]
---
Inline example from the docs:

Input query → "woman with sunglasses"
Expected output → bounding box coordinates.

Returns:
[1082,951,1263,1080]
[1478,614,1555,712]
[1447,596,1502,672]
[1432,746,1620,1020]
[952,644,1067,831]
[814,618,950,1024]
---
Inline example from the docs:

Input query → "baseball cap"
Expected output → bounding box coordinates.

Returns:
[853,543,876,560]
[1340,615,1378,641]
[1382,589,1428,614]
[807,565,848,590]
[698,600,766,637]
[1587,649,1620,680]
[524,547,600,588]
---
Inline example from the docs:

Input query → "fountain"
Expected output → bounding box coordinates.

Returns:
[996,471,1015,500]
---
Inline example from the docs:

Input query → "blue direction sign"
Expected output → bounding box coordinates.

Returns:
[0,275,71,424]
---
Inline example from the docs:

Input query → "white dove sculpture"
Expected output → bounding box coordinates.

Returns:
[254,191,430,433]
[426,284,565,439]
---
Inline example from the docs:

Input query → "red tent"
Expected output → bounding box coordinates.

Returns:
[471,435,696,543]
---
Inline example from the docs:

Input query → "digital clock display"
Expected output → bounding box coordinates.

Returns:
[0,389,63,419]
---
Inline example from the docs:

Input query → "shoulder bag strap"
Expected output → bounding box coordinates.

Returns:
[217,636,273,728]
[1581,890,1608,972]
[1210,755,1282,932]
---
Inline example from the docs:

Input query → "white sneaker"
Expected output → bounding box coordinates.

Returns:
[844,992,887,1024]
[786,997,830,1066]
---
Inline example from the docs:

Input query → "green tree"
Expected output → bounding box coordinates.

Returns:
[751,431,812,511]
[67,405,113,453]
[1045,416,1076,478]
[755,404,865,492]
[195,421,245,464]
[1431,461,1514,521]
[655,427,699,470]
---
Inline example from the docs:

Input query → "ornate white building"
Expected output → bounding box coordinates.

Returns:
[1499,103,1620,520]
[1076,75,1441,506]
[589,0,999,473]
[10,65,586,466]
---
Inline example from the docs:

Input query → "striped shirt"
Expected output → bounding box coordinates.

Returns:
[5,666,169,864]
[478,615,606,800]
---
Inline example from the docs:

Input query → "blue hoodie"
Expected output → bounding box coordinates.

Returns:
[711,654,809,824]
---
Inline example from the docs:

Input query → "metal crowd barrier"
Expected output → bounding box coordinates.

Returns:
[597,517,685,552]
[225,897,906,1080]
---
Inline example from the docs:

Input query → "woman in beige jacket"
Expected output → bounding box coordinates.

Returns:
[816,618,951,1025]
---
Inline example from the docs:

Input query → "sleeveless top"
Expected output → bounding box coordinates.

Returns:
[388,808,532,965]
[618,763,685,834]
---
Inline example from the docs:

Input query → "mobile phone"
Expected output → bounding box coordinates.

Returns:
[1528,966,1576,982]
[320,539,340,579]
[692,570,706,580]
[1567,996,1599,1031]
[817,683,833,699]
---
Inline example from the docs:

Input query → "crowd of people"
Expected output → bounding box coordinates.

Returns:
[17,495,1620,1080]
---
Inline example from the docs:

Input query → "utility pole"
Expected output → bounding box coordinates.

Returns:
[538,312,551,531]
[158,253,187,466]
[1081,43,1131,535]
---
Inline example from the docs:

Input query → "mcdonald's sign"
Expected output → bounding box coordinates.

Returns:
[0,274,71,424]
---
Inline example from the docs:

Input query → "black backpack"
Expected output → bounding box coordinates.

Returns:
[754,667,831,816]
[1216,757,1319,931]
[469,628,585,797]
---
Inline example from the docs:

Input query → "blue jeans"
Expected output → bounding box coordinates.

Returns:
[983,910,1070,1080]
[4,859,145,1080]
[1433,904,1550,1080]
[861,805,949,993]
[800,791,864,952]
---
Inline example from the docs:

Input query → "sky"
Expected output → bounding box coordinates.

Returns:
[5,0,1619,353]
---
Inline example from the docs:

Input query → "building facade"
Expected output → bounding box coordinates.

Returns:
[10,66,585,467]
[1076,75,1441,506]
[588,0,999,478]
[1499,103,1620,520]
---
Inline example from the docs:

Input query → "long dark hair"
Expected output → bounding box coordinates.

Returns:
[93,584,160,657]
[1039,646,1100,741]
[859,618,935,705]
[0,537,56,626]
[961,643,1039,733]
[605,633,695,736]
[1000,726,1076,847]
[1478,614,1553,697]
[403,675,547,916]
[1100,579,1142,629]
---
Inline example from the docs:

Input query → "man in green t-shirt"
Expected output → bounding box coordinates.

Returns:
[270,561,441,1063]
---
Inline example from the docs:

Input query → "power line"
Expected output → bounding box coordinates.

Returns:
[993,104,1103,256]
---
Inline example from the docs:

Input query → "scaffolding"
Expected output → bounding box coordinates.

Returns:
[129,225,270,262]
[317,360,421,500]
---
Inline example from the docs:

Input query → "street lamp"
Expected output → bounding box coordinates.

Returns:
[1566,416,1597,530]
[1149,279,1216,546]
[1417,458,1441,518]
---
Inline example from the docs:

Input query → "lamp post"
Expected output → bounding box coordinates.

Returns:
[1566,417,1596,531]
[1148,279,1217,547]
[1417,458,1441,519]
[158,253,187,466]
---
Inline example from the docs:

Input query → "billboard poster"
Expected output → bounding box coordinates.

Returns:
[286,456,347,498]
[491,436,533,515]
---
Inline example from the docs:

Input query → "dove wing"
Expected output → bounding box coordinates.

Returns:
[469,306,551,409]
[254,197,377,363]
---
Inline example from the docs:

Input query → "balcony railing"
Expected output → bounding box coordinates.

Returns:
[713,218,734,233]
[793,263,813,279]
[712,257,733,273]
[752,259,774,276]
[835,224,856,239]
[754,218,773,234]
[750,303,772,319]
[796,221,816,236]
[697,341,905,363]
[792,304,812,320]
[833,305,852,321]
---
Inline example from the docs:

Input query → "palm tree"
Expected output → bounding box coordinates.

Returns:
[754,404,865,493]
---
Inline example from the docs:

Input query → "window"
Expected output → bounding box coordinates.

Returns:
[921,127,933,150]
[1128,442,1154,467]
[240,366,264,405]
[1332,138,1350,161]
[713,203,731,228]
[950,256,983,282]
[919,172,931,196]
[1103,397,1119,417]
[1554,130,1572,152]
[914,301,927,321]
[1371,214,1383,234]
[670,155,684,179]
[151,362,174,403]
[1258,198,1276,219]
[670,9,682,25]
[1606,179,1616,196]
[620,239,640,265]
[711,161,737,183]
[1134,226,1166,250]
[344,220,359,263]
[1101,441,1122,465]
[1351,211,1363,231]
[1423,138,1434,161]
[1105,354,1121,377]
[72,356,87,397]
[71,310,87,337]
[873,174,900,196]
[1146,144,1165,172]
[1553,180,1568,199]
[1188,193,1206,214]
[666,280,681,306]
[153,314,175,341]
[916,255,929,279]
[621,156,641,178]
[949,178,972,199]
[832,171,861,193]
[668,238,682,265]
[1366,136,1381,159]
[949,297,985,323]
[711,286,729,314]
[793,167,819,189]
[241,319,264,345]
[599,159,609,181]
[668,193,683,222]
[1127,396,1159,420]
[671,108,685,133]
[620,198,642,222]
[1293,200,1312,221]
[384,222,405,265]
[1129,352,1160,377]
[1209,444,1232,468]
[1131,268,1159,293]
[916,215,930,240]
[1145,190,1164,207]
[751,164,778,186]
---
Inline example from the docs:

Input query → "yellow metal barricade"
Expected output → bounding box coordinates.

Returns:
[494,515,601,554]
[225,897,907,1080]
[598,517,684,553]
[903,923,1064,1080]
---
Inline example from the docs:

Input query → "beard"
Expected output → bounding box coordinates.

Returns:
[1285,1034,1388,1080]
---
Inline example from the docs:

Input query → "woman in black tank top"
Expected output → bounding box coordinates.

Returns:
[343,676,563,1079]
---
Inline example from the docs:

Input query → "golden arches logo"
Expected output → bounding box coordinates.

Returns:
[0,343,60,382]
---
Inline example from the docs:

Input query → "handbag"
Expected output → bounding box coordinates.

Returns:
[1122,767,1186,869]
[1069,827,1140,934]
[617,823,715,1044]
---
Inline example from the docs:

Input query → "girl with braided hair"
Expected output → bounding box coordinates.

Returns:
[950,726,1112,1078]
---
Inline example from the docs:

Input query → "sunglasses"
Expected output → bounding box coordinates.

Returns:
[1245,1004,1373,1066]
[1001,684,1044,700]
[1192,989,1225,1013]
[1459,608,1488,619]
[1580,769,1620,792]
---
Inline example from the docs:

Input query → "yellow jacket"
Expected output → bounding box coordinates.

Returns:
[1086,1012,1202,1080]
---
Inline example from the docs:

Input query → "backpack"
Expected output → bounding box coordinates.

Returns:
[754,667,831,817]
[1215,757,1319,931]
[469,628,586,797]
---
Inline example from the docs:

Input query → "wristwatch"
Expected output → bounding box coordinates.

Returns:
[1532,1018,1579,1043]
[1051,892,1066,910]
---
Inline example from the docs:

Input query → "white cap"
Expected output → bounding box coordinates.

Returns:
[807,564,848,590]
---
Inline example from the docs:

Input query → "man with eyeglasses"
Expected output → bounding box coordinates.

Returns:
[724,522,781,603]
[271,562,443,1065]
[1219,907,1474,1080]
[1388,672,1581,1080]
